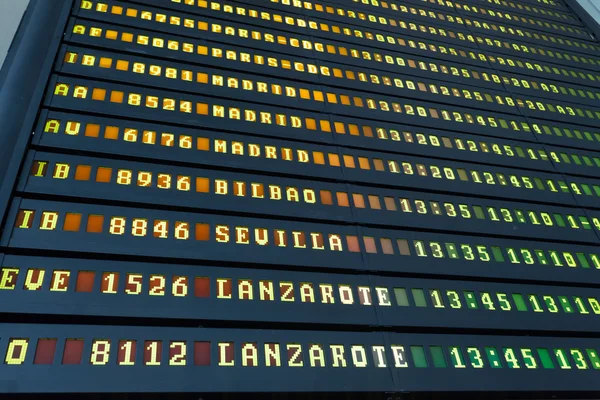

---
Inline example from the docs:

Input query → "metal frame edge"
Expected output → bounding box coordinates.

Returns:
[0,0,74,231]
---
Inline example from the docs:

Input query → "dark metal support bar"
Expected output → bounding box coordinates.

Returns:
[0,0,73,229]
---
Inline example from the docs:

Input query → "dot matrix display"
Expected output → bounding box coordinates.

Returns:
[1,0,600,394]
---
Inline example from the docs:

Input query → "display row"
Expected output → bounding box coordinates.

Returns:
[38,109,600,184]
[56,74,578,141]
[6,199,600,284]
[64,25,600,153]
[56,39,600,154]
[1,255,600,332]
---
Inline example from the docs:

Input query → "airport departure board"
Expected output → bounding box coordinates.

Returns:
[1,0,600,395]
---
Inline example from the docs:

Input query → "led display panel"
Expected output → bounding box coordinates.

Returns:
[2,255,600,332]
[1,324,600,393]
[1,0,600,395]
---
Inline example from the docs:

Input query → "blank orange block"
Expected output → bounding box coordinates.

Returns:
[373,159,385,171]
[328,153,340,166]
[363,237,377,254]
[380,238,394,255]
[300,89,311,100]
[368,195,381,210]
[313,152,325,165]
[121,32,134,42]
[104,126,119,140]
[352,193,365,208]
[91,88,106,101]
[196,177,209,193]
[343,155,356,168]
[320,190,333,205]
[196,73,209,83]
[197,137,209,151]
[346,236,360,252]
[195,223,209,241]
[336,192,349,207]
[196,103,209,115]
[33,339,57,365]
[116,60,129,71]
[397,239,411,255]
[63,213,82,232]
[305,118,317,130]
[358,157,370,170]
[109,91,124,104]
[76,271,95,292]
[74,165,91,181]
[99,57,113,68]
[384,197,397,211]
[84,124,100,137]
[319,120,331,132]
